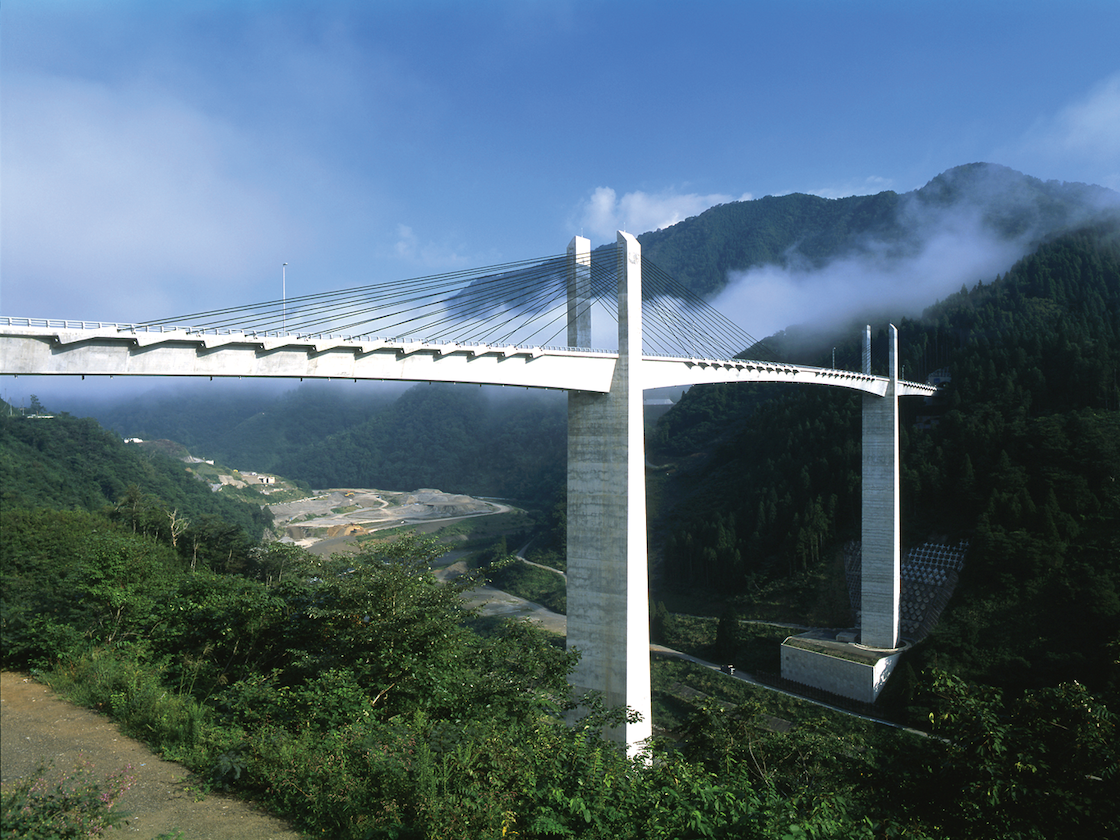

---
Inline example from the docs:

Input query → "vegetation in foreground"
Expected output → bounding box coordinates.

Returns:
[0,759,137,840]
[3,498,1116,839]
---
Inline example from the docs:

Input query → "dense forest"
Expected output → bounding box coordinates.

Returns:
[0,407,273,543]
[652,224,1120,706]
[274,385,566,500]
[57,382,401,477]
[4,462,1116,838]
[66,382,567,502]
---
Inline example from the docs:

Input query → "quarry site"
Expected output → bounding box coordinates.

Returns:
[267,487,510,546]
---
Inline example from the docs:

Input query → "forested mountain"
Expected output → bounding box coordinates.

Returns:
[0,403,272,541]
[75,382,567,501]
[652,223,1120,703]
[44,164,1118,503]
[638,162,1120,297]
[66,382,400,475]
[274,385,566,499]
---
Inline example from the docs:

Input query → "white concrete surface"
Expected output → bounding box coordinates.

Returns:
[781,641,903,704]
[861,325,902,650]
[0,322,618,393]
[566,232,653,755]
[0,319,936,398]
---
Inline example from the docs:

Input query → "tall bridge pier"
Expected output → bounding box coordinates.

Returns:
[861,324,902,650]
[565,232,653,750]
[562,239,912,744]
[780,325,909,703]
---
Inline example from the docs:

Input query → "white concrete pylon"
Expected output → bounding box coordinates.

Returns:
[565,231,653,755]
[567,236,591,348]
[860,324,902,649]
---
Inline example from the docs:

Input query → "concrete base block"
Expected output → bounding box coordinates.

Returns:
[780,631,903,704]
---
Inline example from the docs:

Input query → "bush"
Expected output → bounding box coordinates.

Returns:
[0,758,134,839]
[47,651,221,767]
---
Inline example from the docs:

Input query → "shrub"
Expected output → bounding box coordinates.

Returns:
[0,758,134,839]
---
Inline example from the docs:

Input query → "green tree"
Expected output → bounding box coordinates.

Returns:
[714,605,741,661]
[920,671,1119,838]
[1,507,184,667]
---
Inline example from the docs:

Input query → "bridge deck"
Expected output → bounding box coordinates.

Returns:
[0,320,938,397]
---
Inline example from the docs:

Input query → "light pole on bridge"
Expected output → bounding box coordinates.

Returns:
[282,263,288,334]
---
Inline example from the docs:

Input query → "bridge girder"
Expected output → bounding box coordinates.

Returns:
[0,320,936,398]
[0,323,618,393]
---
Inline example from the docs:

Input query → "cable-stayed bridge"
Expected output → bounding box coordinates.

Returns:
[0,232,937,753]
[0,239,931,398]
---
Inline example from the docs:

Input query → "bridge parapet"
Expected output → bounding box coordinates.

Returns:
[0,321,619,393]
[642,353,936,397]
[1,319,939,399]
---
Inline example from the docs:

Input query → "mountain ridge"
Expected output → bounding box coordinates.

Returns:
[638,162,1120,299]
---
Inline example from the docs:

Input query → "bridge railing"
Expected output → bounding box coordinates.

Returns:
[1,316,150,332]
[0,317,618,356]
[0,317,228,334]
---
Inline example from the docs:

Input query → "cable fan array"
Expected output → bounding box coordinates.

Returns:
[137,243,773,361]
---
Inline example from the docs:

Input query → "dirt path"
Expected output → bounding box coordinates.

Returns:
[0,672,302,840]
[0,559,564,840]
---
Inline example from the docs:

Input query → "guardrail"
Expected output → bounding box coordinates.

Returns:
[1,316,146,331]
[0,318,619,355]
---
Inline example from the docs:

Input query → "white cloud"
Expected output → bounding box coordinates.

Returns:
[577,186,751,241]
[1013,72,1120,189]
[1,72,300,321]
[714,206,1028,345]
[1042,73,1120,162]
[394,225,420,259]
[391,223,471,269]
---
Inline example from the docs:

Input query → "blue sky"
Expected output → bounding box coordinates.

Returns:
[2,0,1119,350]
